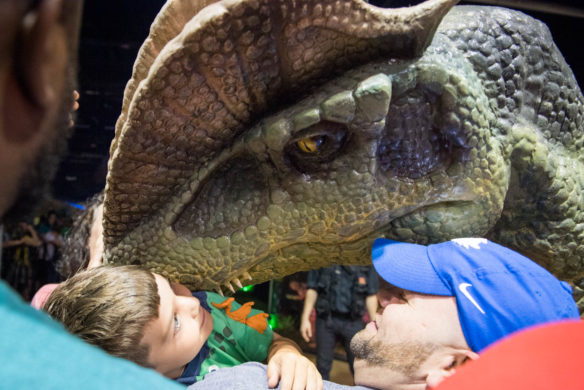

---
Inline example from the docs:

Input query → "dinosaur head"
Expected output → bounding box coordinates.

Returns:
[104,0,584,293]
[104,0,466,291]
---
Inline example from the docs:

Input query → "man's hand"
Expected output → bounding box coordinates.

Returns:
[267,347,322,390]
[299,316,312,343]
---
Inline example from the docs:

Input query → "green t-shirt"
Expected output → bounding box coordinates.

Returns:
[177,291,273,385]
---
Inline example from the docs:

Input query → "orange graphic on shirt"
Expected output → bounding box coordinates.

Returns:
[212,298,269,334]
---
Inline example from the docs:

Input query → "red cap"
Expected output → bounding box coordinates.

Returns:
[436,320,584,390]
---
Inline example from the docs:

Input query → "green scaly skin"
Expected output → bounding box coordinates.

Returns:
[104,3,584,309]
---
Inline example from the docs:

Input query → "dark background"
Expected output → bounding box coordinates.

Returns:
[53,0,584,204]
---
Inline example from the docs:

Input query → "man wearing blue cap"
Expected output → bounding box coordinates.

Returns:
[350,237,580,389]
[189,237,579,390]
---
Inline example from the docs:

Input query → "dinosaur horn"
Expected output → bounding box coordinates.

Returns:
[104,0,458,249]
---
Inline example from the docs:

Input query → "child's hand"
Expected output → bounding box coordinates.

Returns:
[267,348,322,390]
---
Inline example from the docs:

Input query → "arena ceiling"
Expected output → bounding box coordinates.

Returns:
[52,0,583,203]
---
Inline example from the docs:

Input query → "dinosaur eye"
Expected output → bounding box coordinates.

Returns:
[285,121,348,173]
[296,135,326,153]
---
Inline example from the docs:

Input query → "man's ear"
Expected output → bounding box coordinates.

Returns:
[19,0,67,108]
[426,349,479,389]
[6,0,67,142]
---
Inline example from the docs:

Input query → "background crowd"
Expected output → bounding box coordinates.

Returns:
[1,209,72,301]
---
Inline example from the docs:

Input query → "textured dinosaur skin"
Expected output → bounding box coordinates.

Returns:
[103,0,584,300]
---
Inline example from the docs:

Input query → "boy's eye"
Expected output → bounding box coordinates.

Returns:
[174,314,181,334]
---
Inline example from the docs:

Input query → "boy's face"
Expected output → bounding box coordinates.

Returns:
[141,273,213,378]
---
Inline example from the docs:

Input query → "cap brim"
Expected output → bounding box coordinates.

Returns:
[372,238,451,296]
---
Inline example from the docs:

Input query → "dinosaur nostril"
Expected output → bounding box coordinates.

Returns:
[378,87,452,179]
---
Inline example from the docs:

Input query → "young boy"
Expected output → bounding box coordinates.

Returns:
[45,265,322,389]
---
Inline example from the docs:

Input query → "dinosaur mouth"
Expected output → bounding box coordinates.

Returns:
[220,199,479,292]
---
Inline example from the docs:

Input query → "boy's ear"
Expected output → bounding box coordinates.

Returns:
[6,0,67,142]
[426,349,479,389]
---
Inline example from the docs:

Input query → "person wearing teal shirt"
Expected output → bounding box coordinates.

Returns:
[0,282,184,389]
[0,1,183,388]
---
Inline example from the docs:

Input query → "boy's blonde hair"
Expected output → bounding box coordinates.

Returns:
[44,265,160,367]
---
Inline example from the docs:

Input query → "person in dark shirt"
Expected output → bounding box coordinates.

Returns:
[300,265,378,379]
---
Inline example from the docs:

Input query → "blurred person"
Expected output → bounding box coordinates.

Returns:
[2,221,42,299]
[277,272,309,330]
[0,1,185,388]
[435,320,584,390]
[38,210,63,285]
[30,192,104,309]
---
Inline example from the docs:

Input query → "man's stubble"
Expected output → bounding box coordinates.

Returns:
[350,330,439,378]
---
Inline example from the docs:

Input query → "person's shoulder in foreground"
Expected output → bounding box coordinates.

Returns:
[435,320,584,390]
[187,361,374,390]
[0,281,184,389]
[0,0,183,387]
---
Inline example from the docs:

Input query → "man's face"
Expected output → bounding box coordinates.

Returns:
[141,274,213,379]
[350,280,468,389]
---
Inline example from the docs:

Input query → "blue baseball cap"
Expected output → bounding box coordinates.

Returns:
[371,237,579,352]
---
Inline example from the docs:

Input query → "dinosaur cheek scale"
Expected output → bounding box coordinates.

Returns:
[103,0,583,307]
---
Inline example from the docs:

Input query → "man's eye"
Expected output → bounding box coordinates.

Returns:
[174,314,181,334]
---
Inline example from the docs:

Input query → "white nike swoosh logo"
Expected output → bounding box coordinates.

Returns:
[458,283,485,314]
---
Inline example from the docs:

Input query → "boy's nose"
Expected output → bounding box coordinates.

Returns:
[177,295,200,317]
[187,296,200,317]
